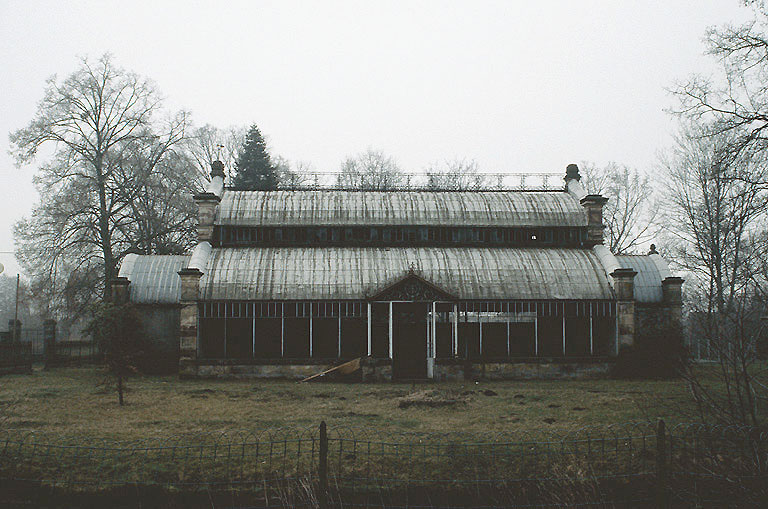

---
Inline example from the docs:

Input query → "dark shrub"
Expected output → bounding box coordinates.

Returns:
[612,322,688,379]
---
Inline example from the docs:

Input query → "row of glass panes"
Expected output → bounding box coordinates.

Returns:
[199,301,368,319]
[458,301,615,317]
[198,301,616,319]
[216,226,587,246]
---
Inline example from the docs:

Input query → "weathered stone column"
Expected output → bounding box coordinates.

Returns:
[580,194,609,245]
[194,161,225,243]
[611,268,637,352]
[111,276,131,305]
[178,268,203,377]
[8,319,21,341]
[662,276,684,330]
[194,194,220,242]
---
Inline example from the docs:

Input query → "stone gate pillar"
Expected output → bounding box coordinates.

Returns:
[178,268,203,378]
[111,276,131,305]
[662,276,684,330]
[43,318,56,370]
[611,268,637,352]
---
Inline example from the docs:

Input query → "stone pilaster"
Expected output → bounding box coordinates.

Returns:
[111,277,130,305]
[178,268,203,377]
[194,193,220,242]
[611,268,637,351]
[662,276,684,329]
[580,195,609,245]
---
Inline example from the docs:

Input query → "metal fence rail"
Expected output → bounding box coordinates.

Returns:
[0,421,766,507]
[0,342,31,374]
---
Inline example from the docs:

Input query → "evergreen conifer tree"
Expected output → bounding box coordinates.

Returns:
[232,124,279,190]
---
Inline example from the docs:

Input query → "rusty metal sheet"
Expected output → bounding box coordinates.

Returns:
[118,254,191,304]
[199,247,614,301]
[214,190,587,227]
[615,255,665,303]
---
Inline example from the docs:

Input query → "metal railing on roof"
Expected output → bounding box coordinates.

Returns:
[226,172,565,192]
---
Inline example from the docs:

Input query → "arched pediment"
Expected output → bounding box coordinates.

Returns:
[369,272,455,302]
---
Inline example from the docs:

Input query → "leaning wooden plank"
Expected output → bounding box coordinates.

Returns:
[300,358,361,383]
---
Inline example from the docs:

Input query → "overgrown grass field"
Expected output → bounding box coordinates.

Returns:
[0,367,700,440]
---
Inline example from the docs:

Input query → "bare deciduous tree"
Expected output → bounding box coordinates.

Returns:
[9,54,194,309]
[673,1,768,179]
[274,156,313,188]
[580,162,657,255]
[424,159,491,190]
[336,149,405,189]
[660,124,768,427]
[187,124,245,184]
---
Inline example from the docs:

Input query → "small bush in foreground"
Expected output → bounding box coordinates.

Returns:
[85,302,146,406]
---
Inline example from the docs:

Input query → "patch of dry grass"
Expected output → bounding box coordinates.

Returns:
[0,366,701,440]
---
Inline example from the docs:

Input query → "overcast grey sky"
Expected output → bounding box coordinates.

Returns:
[0,0,754,275]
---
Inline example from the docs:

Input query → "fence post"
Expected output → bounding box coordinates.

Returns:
[43,319,56,370]
[9,319,21,342]
[319,420,328,509]
[656,419,670,509]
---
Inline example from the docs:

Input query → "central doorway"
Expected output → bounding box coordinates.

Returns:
[392,302,428,380]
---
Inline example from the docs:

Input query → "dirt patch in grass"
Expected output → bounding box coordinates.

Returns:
[397,390,468,409]
[183,389,216,396]
[363,389,409,399]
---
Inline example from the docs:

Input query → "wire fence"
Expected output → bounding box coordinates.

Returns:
[0,421,766,507]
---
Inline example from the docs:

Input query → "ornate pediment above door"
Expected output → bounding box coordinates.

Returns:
[370,272,455,302]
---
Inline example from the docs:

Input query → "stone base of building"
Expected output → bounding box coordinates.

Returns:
[180,357,613,381]
[433,358,613,381]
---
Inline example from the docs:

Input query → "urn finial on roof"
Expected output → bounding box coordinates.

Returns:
[649,244,658,255]
[565,163,581,182]
[210,160,225,179]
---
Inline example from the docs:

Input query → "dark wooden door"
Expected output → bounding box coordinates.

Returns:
[392,302,428,380]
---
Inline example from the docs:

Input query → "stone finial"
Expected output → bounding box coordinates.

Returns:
[565,163,581,182]
[649,244,658,255]
[210,160,225,179]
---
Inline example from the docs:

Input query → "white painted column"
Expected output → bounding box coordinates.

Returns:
[453,304,459,357]
[589,315,594,356]
[562,313,566,356]
[223,314,227,358]
[479,316,483,358]
[280,305,285,358]
[252,315,256,358]
[367,302,372,356]
[309,313,313,358]
[506,320,510,358]
[338,314,342,358]
[431,301,437,358]
[534,315,539,357]
[388,301,393,359]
